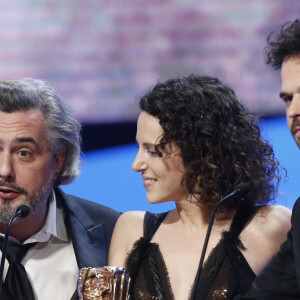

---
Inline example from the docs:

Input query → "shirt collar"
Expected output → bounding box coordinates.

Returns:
[26,189,69,243]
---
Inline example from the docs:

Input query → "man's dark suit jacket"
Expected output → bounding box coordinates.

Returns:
[55,187,121,299]
[235,197,300,300]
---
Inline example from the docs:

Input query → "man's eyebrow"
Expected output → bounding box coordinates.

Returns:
[14,137,41,150]
[279,91,289,99]
[280,87,300,99]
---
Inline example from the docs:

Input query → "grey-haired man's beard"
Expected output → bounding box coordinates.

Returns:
[0,176,54,223]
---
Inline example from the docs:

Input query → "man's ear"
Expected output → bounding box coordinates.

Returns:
[55,148,66,177]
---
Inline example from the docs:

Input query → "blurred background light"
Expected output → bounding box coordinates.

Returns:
[0,0,299,211]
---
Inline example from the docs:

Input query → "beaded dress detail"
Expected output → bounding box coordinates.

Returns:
[125,204,259,300]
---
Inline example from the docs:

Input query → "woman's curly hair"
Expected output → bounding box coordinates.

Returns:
[265,19,300,70]
[139,75,282,212]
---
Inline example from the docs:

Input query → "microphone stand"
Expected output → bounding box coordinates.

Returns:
[0,205,30,295]
[189,182,249,299]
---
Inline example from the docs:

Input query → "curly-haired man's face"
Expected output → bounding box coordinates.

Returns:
[280,55,300,149]
[132,111,189,205]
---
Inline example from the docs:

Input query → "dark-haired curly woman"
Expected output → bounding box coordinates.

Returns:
[108,75,291,300]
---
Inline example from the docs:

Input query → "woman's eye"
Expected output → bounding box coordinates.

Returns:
[147,150,158,156]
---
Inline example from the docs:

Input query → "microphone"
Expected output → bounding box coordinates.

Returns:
[15,205,30,218]
[0,205,31,294]
[190,182,250,299]
[231,182,250,198]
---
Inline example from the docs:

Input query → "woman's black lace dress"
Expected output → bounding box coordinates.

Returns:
[125,204,260,300]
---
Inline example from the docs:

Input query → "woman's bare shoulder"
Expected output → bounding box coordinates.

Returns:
[117,210,146,225]
[252,205,291,240]
[254,205,291,224]
[108,211,146,266]
[114,211,146,240]
[241,205,291,275]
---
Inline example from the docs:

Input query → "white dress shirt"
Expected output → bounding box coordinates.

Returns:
[1,190,78,300]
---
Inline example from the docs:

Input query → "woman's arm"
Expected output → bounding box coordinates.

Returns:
[108,211,146,267]
[241,204,292,275]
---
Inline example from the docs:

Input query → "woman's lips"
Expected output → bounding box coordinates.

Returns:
[142,177,157,188]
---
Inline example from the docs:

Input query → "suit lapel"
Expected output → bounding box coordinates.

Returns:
[67,211,107,268]
[54,188,110,300]
[67,221,107,300]
[55,188,108,268]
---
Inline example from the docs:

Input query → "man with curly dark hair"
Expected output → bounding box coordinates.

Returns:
[107,74,291,299]
[235,20,300,300]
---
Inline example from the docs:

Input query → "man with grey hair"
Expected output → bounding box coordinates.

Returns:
[0,79,120,300]
[235,19,300,299]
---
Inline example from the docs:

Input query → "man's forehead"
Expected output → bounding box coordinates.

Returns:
[281,56,300,89]
[282,55,300,71]
[0,109,47,144]
[0,109,45,125]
